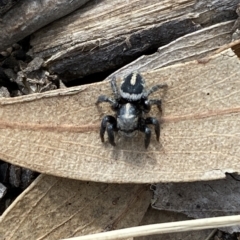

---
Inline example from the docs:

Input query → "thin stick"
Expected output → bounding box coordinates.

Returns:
[62,215,240,240]
[204,228,218,240]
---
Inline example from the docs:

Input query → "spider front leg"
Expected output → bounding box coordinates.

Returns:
[145,117,160,142]
[149,99,162,113]
[111,76,120,100]
[144,83,168,97]
[96,95,118,110]
[142,99,162,114]
[100,115,118,146]
[96,95,116,105]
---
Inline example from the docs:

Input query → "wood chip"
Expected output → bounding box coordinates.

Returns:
[29,0,238,80]
[0,0,91,51]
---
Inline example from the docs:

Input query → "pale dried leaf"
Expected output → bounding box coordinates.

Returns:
[0,174,151,240]
[0,49,239,183]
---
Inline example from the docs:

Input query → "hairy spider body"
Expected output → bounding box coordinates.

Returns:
[96,72,167,148]
[117,103,139,136]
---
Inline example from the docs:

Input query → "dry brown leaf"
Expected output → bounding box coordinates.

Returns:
[0,49,239,183]
[0,174,151,240]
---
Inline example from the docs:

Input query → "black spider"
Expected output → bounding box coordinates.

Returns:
[96,72,167,148]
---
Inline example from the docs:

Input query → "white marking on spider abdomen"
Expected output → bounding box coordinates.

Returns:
[124,103,134,118]
[117,103,138,131]
[130,72,137,85]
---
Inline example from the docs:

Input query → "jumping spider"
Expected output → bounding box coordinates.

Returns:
[96,72,167,148]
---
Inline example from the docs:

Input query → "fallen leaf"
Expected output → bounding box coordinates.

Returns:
[0,49,239,183]
[0,174,151,240]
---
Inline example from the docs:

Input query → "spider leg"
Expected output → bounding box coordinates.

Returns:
[96,95,119,111]
[100,115,117,146]
[111,76,120,100]
[145,117,160,141]
[107,123,117,146]
[143,126,151,149]
[144,83,168,97]
[142,99,162,113]
[96,95,116,105]
[139,118,151,149]
[149,99,162,113]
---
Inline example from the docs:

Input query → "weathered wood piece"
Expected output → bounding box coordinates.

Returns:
[0,0,20,15]
[0,0,91,51]
[29,0,239,81]
[107,21,234,80]
[0,182,6,199]
[152,175,240,233]
[0,174,151,239]
[0,48,239,183]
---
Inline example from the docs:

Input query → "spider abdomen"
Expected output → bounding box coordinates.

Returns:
[117,103,139,132]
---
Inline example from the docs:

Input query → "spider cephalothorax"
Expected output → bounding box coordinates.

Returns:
[96,72,167,148]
